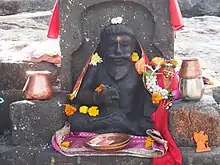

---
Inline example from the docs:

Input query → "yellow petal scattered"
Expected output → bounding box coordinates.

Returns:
[145,136,154,148]
[61,141,70,148]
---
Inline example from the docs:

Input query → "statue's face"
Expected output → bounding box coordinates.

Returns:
[101,34,136,62]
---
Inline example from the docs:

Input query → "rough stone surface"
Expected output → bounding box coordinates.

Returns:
[10,93,67,146]
[179,0,220,17]
[213,86,220,104]
[181,147,220,165]
[169,95,220,147]
[0,62,60,90]
[0,89,23,134]
[59,0,174,91]
[1,145,220,165]
[0,0,54,16]
[0,145,36,165]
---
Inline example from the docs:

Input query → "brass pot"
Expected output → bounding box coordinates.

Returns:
[23,71,53,100]
[179,58,202,79]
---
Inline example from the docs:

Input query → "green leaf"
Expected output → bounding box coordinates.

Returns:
[143,71,152,77]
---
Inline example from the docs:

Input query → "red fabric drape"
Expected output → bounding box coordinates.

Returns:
[47,0,59,39]
[170,0,184,31]
[151,68,182,165]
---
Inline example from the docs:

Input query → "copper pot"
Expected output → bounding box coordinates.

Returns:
[23,71,53,100]
[179,58,202,79]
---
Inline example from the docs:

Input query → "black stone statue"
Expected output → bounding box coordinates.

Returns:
[70,24,157,136]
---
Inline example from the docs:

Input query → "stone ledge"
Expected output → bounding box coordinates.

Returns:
[0,62,60,90]
[0,145,220,165]
[169,95,220,147]
[10,92,67,146]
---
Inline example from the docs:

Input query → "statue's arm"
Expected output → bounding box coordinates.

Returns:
[74,66,98,105]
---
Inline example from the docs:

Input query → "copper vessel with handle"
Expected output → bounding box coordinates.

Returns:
[23,71,53,100]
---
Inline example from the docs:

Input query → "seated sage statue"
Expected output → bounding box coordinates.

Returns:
[69,24,157,136]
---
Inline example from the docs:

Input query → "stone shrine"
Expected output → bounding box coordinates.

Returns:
[0,0,220,165]
[59,0,174,91]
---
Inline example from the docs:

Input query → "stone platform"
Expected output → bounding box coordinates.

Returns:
[9,93,220,147]
[0,145,220,165]
[170,95,220,147]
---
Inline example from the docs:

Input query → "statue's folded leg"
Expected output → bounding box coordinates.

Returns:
[69,111,153,135]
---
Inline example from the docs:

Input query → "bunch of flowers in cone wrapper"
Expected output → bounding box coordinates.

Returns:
[135,56,178,104]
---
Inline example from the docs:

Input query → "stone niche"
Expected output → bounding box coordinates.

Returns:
[59,0,174,91]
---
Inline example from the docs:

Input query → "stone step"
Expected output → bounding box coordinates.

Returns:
[9,92,67,146]
[0,62,60,90]
[0,145,219,165]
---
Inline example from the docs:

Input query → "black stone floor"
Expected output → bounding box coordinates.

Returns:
[0,145,220,165]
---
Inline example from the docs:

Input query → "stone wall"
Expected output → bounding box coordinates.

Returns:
[179,0,220,17]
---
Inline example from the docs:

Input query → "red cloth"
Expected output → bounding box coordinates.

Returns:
[170,0,184,31]
[151,68,182,165]
[47,0,59,39]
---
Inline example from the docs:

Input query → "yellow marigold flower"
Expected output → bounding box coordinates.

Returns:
[64,104,77,117]
[170,59,178,66]
[152,92,163,104]
[88,106,99,117]
[95,84,105,93]
[79,106,89,114]
[61,141,70,148]
[145,136,154,148]
[90,53,103,66]
[151,57,165,66]
[132,52,139,62]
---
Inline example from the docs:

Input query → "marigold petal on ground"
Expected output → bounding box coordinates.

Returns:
[61,141,70,148]
[145,136,154,148]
